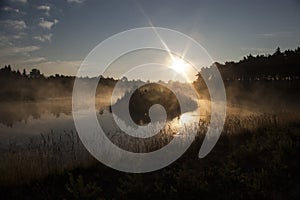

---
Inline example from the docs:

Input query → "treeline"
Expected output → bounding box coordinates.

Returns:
[196,47,300,83]
[194,47,300,108]
[1,66,75,101]
[0,65,194,102]
[1,46,300,103]
[0,66,119,101]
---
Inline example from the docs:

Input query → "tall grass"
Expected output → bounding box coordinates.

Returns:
[0,112,298,186]
[0,130,93,185]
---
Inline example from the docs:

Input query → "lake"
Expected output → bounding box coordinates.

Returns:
[0,98,209,149]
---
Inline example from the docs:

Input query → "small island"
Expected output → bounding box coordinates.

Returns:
[111,83,198,125]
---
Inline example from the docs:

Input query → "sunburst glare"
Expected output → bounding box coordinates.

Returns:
[170,57,190,73]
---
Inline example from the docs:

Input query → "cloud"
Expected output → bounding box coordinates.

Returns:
[37,5,51,16]
[256,33,275,38]
[1,20,27,30]
[0,45,40,58]
[9,46,40,54]
[38,18,59,30]
[12,33,26,39]
[10,0,27,3]
[0,36,13,47]
[240,47,274,55]
[23,57,47,63]
[0,33,26,46]
[66,0,86,3]
[2,6,20,13]
[33,33,53,42]
[0,56,46,69]
[255,31,296,38]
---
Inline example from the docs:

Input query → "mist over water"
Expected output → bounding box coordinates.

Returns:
[0,94,298,147]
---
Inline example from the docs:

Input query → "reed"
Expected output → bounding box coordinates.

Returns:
[0,112,298,185]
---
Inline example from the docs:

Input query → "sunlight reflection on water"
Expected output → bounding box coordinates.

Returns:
[0,100,203,147]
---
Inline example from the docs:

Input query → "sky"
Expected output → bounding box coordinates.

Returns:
[0,0,300,80]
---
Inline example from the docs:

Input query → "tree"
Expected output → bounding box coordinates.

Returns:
[22,69,27,76]
[274,47,282,56]
[121,76,128,82]
[29,68,44,79]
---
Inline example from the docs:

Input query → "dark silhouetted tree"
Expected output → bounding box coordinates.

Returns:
[22,69,27,76]
[29,68,44,79]
[274,47,282,56]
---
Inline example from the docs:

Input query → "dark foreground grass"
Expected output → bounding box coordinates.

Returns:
[0,122,299,200]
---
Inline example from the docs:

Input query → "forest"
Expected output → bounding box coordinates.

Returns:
[1,47,299,105]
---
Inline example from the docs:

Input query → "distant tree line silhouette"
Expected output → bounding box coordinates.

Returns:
[195,47,300,84]
[0,66,120,101]
[0,47,299,103]
[194,47,300,108]
[0,66,74,101]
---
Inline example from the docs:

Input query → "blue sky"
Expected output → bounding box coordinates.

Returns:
[0,0,300,78]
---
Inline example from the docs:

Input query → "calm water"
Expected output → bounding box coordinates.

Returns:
[0,98,203,147]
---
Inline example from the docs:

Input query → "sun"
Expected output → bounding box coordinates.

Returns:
[170,57,189,73]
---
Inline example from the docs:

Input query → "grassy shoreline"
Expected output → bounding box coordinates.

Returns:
[0,113,299,199]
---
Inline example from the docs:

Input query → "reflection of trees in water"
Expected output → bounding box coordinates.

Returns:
[0,100,72,127]
[111,83,198,125]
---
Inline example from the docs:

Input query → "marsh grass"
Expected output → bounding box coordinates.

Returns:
[0,130,94,185]
[0,112,299,199]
